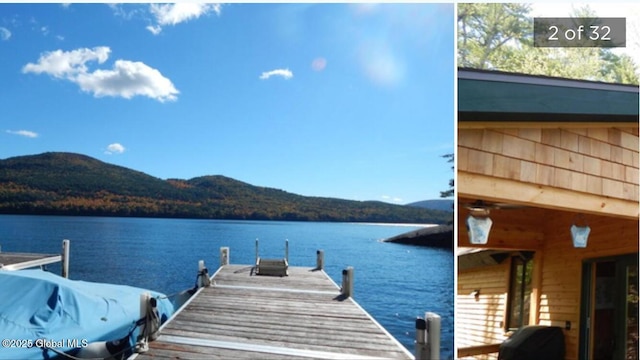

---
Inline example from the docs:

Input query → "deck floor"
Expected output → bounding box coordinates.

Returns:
[135,265,413,359]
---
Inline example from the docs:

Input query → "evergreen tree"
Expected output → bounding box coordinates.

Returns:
[458,3,639,84]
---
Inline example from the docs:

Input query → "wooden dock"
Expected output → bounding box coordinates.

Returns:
[135,264,414,360]
[0,240,69,276]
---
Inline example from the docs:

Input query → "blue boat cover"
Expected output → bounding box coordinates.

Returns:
[0,269,174,359]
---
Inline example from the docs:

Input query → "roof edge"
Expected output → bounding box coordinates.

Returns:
[458,67,639,93]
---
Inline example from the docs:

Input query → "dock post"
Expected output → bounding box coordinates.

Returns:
[425,312,441,360]
[415,317,427,360]
[285,239,289,262]
[416,312,441,360]
[341,266,354,297]
[197,260,211,287]
[316,250,324,270]
[220,247,230,266]
[136,292,151,353]
[61,239,70,278]
[255,238,259,265]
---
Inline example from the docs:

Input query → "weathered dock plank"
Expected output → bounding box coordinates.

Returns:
[135,264,413,360]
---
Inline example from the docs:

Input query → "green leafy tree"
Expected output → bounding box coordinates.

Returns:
[458,3,639,84]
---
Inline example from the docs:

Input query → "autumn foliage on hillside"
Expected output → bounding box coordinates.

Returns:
[0,153,451,224]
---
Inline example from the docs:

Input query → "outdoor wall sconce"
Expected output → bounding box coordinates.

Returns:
[471,289,480,300]
[570,214,590,248]
[466,214,492,245]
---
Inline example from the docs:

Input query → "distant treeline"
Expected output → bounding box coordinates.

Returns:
[0,152,452,224]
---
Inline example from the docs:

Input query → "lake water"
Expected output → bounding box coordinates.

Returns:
[0,215,453,359]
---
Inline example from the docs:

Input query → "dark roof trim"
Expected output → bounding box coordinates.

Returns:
[459,68,639,118]
[459,111,638,123]
[459,68,639,93]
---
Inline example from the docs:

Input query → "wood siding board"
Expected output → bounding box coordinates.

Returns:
[611,145,624,164]
[542,129,562,147]
[607,128,622,146]
[602,178,624,198]
[536,164,555,186]
[482,130,504,153]
[570,172,587,193]
[459,129,483,149]
[561,130,580,152]
[459,147,470,172]
[535,143,555,165]
[493,155,521,180]
[502,134,535,161]
[626,166,639,184]
[593,141,612,161]
[467,149,494,175]
[520,161,537,183]
[518,128,542,142]
[622,148,635,167]
[553,168,573,190]
[620,130,639,150]
[623,182,638,201]
[578,135,592,156]
[583,155,602,176]
[587,128,609,142]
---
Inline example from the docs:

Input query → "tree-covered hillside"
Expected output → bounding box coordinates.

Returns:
[0,152,450,224]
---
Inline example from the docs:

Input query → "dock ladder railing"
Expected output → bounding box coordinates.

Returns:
[254,239,289,276]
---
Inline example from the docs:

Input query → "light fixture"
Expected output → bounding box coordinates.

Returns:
[466,214,492,245]
[571,214,590,248]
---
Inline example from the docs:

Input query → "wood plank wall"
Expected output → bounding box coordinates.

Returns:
[457,262,510,359]
[458,127,639,202]
[457,213,637,359]
[538,213,639,360]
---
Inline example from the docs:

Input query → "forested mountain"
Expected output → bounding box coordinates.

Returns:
[407,199,453,212]
[0,152,450,224]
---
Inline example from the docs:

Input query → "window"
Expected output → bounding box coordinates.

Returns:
[507,254,533,330]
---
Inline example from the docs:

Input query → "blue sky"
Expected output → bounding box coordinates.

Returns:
[1,3,454,205]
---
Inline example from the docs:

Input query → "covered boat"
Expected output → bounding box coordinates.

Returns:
[0,269,176,359]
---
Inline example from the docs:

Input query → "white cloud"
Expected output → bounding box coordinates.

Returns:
[22,47,179,102]
[22,46,110,78]
[0,27,11,41]
[146,25,162,35]
[259,68,293,80]
[381,195,403,203]
[148,3,221,35]
[6,130,39,138]
[105,143,126,155]
[75,60,178,101]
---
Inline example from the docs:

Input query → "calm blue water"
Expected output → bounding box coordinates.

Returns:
[0,215,453,358]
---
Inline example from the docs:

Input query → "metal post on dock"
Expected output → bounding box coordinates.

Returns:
[415,312,441,360]
[61,239,70,279]
[316,250,324,270]
[285,239,289,263]
[220,247,230,266]
[341,266,354,297]
[255,238,259,265]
